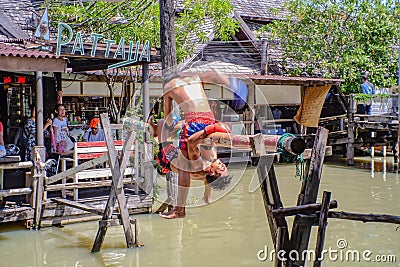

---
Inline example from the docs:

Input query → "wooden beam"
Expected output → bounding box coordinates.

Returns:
[0,56,66,72]
[46,177,143,191]
[0,188,32,197]
[329,211,400,225]
[46,155,108,185]
[272,200,337,217]
[51,198,104,215]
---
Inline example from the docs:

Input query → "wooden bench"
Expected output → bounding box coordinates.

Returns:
[59,140,139,200]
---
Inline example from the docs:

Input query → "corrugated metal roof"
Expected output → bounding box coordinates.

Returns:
[0,42,60,59]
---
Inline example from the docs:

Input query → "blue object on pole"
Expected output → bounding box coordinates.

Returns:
[230,77,248,110]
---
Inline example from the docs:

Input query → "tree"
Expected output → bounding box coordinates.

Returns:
[262,0,400,93]
[45,0,239,62]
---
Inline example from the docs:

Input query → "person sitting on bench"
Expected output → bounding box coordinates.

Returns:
[83,118,106,142]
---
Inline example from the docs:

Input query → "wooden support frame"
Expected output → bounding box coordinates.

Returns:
[91,113,139,252]
[250,134,289,248]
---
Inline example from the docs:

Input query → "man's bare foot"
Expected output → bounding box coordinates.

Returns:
[203,195,212,204]
[159,208,185,219]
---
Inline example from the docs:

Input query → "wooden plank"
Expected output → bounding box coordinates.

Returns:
[51,198,104,215]
[303,128,329,204]
[154,196,174,213]
[41,194,153,218]
[302,146,332,160]
[0,156,21,163]
[76,145,131,154]
[74,167,135,180]
[0,161,33,169]
[272,200,337,217]
[0,188,32,197]
[257,156,278,243]
[314,191,331,267]
[46,177,144,191]
[0,207,34,223]
[46,155,108,185]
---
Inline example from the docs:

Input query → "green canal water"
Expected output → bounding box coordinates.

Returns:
[0,159,399,267]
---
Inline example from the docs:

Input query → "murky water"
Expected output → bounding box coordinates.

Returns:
[0,159,399,267]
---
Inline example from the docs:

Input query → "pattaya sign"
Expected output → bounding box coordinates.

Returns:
[56,22,150,69]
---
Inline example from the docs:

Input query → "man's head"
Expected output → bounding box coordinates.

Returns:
[205,159,232,190]
[362,75,367,82]
[90,118,101,135]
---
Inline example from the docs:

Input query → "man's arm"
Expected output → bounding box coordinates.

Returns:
[198,70,230,87]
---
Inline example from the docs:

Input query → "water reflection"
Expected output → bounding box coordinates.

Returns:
[0,163,399,267]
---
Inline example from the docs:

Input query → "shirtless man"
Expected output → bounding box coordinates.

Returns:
[149,117,231,205]
[159,70,238,219]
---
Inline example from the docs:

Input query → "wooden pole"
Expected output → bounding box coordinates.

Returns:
[274,227,287,267]
[35,71,44,148]
[32,146,46,230]
[288,127,328,267]
[142,62,150,142]
[329,211,400,225]
[347,94,355,165]
[250,134,289,248]
[313,191,331,267]
[160,0,178,211]
[260,38,268,75]
[393,131,398,164]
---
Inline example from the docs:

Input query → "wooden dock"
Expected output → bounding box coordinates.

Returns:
[317,94,398,165]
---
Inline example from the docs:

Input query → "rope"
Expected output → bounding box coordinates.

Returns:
[276,133,306,181]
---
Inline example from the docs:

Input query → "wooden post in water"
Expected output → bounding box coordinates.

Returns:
[91,114,136,252]
[250,134,289,248]
[32,146,46,230]
[393,131,398,164]
[288,127,328,267]
[347,94,355,165]
[314,191,331,267]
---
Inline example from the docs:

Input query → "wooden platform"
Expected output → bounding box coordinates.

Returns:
[0,192,152,227]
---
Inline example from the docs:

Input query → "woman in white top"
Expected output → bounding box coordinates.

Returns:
[52,104,69,152]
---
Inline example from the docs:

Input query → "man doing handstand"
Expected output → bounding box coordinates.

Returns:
[159,70,242,219]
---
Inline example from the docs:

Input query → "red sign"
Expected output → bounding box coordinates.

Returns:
[17,76,26,84]
[3,76,11,84]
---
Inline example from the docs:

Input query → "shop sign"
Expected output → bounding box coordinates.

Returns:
[56,22,151,69]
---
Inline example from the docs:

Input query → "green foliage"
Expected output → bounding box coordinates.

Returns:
[261,0,400,94]
[45,0,239,62]
[353,93,374,102]
[353,93,391,103]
